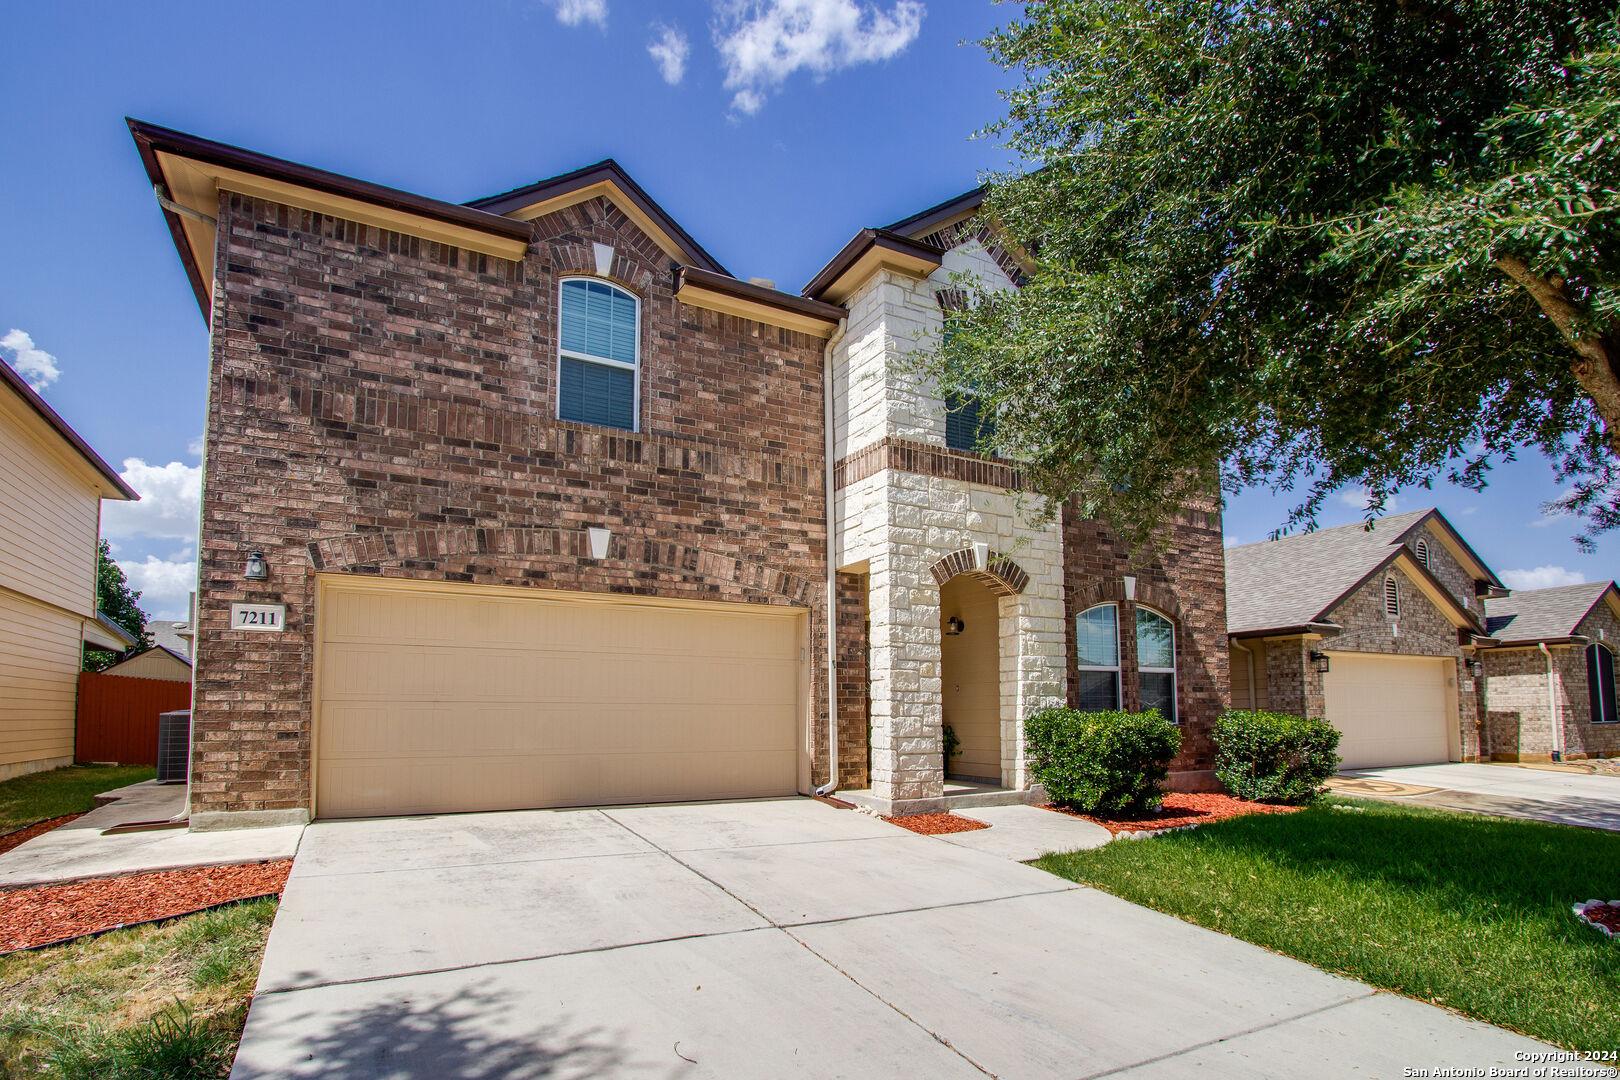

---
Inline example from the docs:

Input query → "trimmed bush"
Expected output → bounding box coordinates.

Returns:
[1024,707,1181,815]
[1213,710,1342,804]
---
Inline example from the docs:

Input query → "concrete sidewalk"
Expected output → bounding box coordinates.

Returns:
[0,781,302,889]
[230,798,1554,1079]
[1339,762,1620,830]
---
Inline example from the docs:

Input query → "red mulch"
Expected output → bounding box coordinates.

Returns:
[0,860,292,952]
[1579,903,1620,935]
[885,812,991,835]
[0,814,85,857]
[1045,792,1304,836]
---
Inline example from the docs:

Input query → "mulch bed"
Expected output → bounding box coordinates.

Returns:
[885,812,992,835]
[0,860,292,952]
[0,814,86,857]
[1045,791,1303,836]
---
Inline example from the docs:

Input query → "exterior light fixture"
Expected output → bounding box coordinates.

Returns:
[1467,659,1483,679]
[1309,650,1330,674]
[586,527,612,560]
[945,616,965,636]
[243,550,269,581]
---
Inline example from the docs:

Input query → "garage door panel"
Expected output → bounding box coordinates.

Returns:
[1324,653,1452,770]
[316,582,803,818]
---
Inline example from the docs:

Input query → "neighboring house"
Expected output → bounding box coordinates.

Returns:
[1226,509,1504,769]
[1480,581,1620,762]
[103,644,192,683]
[0,356,139,780]
[145,619,194,659]
[132,119,1227,827]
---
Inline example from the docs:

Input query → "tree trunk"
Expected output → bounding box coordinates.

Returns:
[1495,254,1620,458]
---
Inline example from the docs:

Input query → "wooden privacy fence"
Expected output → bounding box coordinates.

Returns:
[76,672,191,766]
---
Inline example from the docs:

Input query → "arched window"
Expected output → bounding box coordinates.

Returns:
[1074,604,1120,710]
[1588,643,1618,724]
[1137,608,1177,723]
[558,277,638,431]
[1384,577,1400,617]
[1414,537,1430,568]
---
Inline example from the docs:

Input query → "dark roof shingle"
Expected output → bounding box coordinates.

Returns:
[1484,581,1616,642]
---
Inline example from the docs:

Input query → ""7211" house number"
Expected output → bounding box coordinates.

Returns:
[229,603,286,632]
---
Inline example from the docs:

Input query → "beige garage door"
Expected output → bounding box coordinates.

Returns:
[1324,653,1453,770]
[315,579,803,819]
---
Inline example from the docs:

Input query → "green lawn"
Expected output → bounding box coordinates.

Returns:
[0,898,275,1079]
[0,764,156,834]
[1034,796,1620,1052]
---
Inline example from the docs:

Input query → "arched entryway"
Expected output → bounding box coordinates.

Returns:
[940,574,1002,783]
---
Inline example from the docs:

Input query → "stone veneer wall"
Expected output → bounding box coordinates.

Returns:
[194,191,830,817]
[1063,504,1230,787]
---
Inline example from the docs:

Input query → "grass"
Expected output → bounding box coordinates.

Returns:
[1034,796,1620,1052]
[0,764,156,834]
[0,897,276,1079]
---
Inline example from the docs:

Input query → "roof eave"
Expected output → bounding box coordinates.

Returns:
[802,228,944,302]
[882,185,987,237]
[0,360,138,500]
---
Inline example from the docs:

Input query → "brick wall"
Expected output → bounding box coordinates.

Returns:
[1484,602,1620,761]
[1570,605,1620,757]
[835,571,870,788]
[192,191,829,816]
[1062,500,1230,785]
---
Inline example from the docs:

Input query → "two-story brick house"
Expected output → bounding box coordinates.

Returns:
[132,119,1229,827]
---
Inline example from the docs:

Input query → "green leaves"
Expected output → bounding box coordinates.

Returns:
[933,0,1620,544]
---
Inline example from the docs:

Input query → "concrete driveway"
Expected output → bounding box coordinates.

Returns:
[1340,762,1620,830]
[231,798,1551,1079]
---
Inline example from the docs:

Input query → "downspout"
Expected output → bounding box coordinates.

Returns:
[1231,639,1256,710]
[1538,643,1564,762]
[815,318,850,798]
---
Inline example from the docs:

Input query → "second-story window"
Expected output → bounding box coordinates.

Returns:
[558,277,638,431]
[945,389,996,452]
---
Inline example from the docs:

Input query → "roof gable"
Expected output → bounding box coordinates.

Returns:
[466,159,728,276]
[0,357,137,501]
[1485,581,1620,643]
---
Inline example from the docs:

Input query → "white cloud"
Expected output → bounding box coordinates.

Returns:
[1501,565,1586,591]
[187,435,205,458]
[547,0,607,27]
[1530,487,1576,527]
[1334,486,1399,513]
[713,0,925,116]
[0,328,61,392]
[119,554,196,621]
[101,458,202,542]
[1223,534,1244,548]
[648,23,691,84]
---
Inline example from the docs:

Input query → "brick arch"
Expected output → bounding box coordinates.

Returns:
[305,527,814,604]
[1071,577,1184,623]
[928,548,1029,597]
[534,198,664,296]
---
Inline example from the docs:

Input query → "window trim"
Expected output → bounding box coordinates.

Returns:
[1384,577,1400,617]
[1588,642,1618,724]
[1136,606,1178,723]
[1075,603,1122,711]
[556,275,641,433]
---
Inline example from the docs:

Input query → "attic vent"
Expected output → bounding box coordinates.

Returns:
[1414,538,1431,568]
[1384,577,1400,617]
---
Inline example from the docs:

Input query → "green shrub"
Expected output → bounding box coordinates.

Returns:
[1024,707,1181,815]
[1213,710,1342,804]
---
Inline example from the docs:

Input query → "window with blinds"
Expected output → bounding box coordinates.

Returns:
[558,278,638,431]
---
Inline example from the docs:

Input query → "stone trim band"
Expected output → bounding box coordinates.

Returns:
[835,436,1024,492]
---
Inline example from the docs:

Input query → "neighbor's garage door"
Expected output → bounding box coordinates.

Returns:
[1324,653,1453,770]
[315,579,803,819]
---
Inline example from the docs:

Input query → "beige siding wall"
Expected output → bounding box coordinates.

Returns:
[0,393,100,617]
[1228,639,1271,711]
[106,650,192,683]
[0,589,81,774]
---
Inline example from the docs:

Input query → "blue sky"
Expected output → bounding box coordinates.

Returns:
[0,0,1608,619]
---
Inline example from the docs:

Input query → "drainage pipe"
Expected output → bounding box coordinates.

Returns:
[1538,643,1565,761]
[815,318,850,798]
[1231,638,1256,710]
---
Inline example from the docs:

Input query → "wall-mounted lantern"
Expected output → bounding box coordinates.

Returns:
[243,550,269,582]
[587,527,612,560]
[1309,650,1331,674]
[1467,658,1483,679]
[945,616,965,636]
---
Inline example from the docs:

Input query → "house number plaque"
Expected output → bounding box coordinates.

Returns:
[230,603,287,632]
